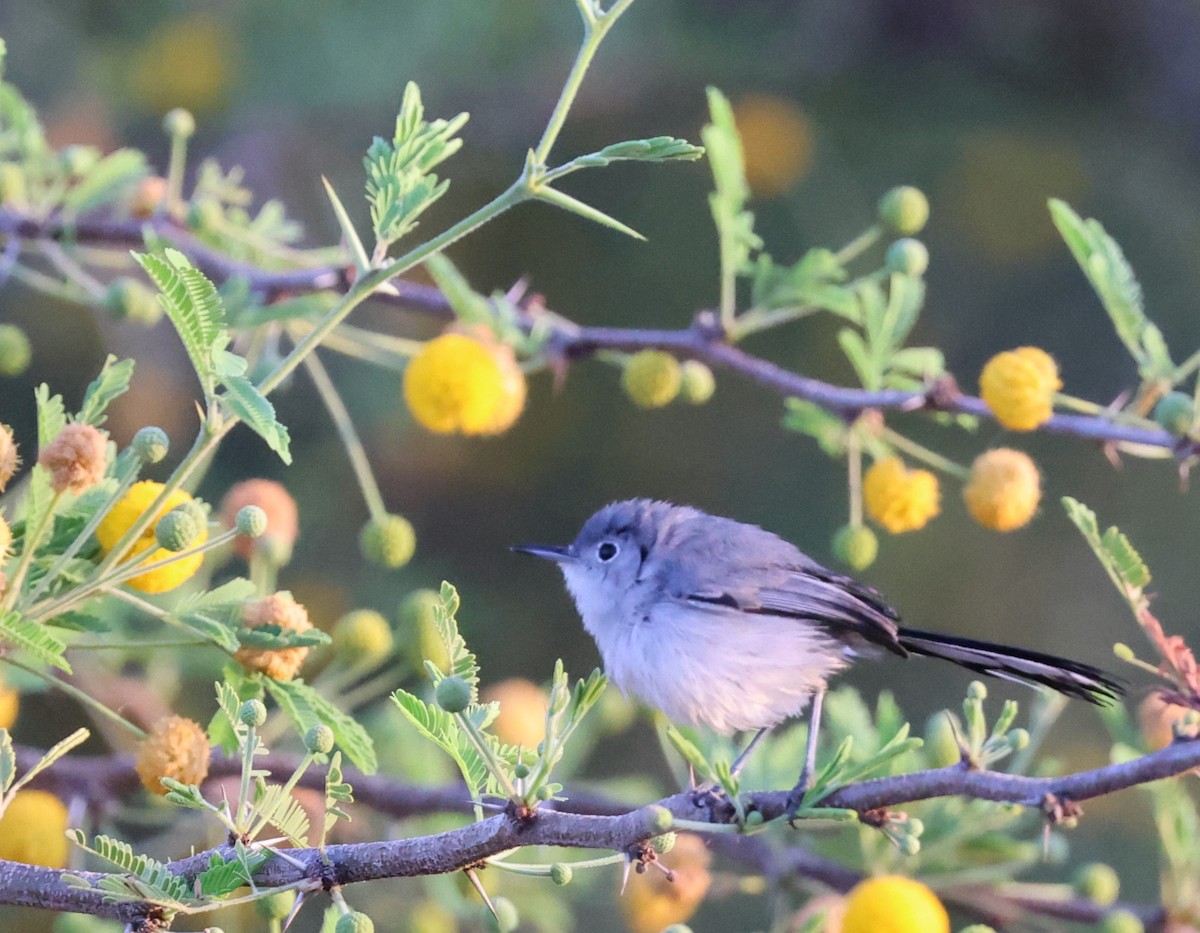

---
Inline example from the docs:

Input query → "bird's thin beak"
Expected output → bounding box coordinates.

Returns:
[511,543,576,563]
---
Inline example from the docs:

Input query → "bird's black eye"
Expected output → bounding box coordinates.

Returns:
[597,541,618,562]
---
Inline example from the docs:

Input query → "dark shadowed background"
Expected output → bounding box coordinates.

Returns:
[3,0,1200,930]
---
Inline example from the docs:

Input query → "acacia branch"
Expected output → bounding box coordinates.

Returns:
[10,738,1198,926]
[1,206,1190,458]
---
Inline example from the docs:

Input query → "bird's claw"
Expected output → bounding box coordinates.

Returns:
[784,769,813,825]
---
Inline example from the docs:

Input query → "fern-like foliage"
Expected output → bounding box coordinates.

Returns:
[67,832,191,907]
[76,355,135,427]
[0,610,70,672]
[250,782,311,846]
[195,846,270,899]
[265,678,378,774]
[1063,496,1152,607]
[323,752,354,843]
[365,81,468,253]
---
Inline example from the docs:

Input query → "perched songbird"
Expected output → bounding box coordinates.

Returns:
[515,499,1122,805]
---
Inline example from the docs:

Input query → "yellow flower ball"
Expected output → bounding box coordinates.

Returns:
[733,94,814,199]
[403,333,527,436]
[863,457,940,534]
[135,715,212,795]
[482,678,549,748]
[622,351,682,409]
[0,672,17,730]
[963,448,1041,531]
[0,790,70,867]
[841,875,949,933]
[979,346,1061,431]
[95,481,208,593]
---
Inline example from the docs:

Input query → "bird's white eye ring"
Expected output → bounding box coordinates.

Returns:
[597,541,618,561]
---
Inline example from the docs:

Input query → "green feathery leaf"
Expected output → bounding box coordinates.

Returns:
[265,678,377,775]
[0,610,70,672]
[77,355,135,427]
[219,375,293,463]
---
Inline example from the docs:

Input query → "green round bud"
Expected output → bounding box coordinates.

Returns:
[1007,728,1030,751]
[621,350,682,409]
[334,912,375,933]
[536,784,556,801]
[549,863,573,886]
[398,589,450,672]
[103,277,163,326]
[1153,391,1194,435]
[155,507,201,552]
[896,834,921,855]
[163,108,196,139]
[878,185,929,235]
[650,830,677,854]
[435,676,472,714]
[60,145,100,177]
[924,712,963,768]
[1074,862,1120,906]
[305,724,335,755]
[482,897,519,933]
[332,609,394,666]
[254,889,297,921]
[132,426,169,464]
[0,324,31,377]
[235,504,268,538]
[831,524,878,571]
[743,810,764,826]
[906,817,924,837]
[884,238,929,277]
[0,163,26,205]
[239,699,268,728]
[679,360,716,405]
[1100,910,1144,933]
[967,680,988,702]
[513,762,530,779]
[359,514,416,569]
[648,806,675,835]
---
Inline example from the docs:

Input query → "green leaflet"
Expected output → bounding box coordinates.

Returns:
[0,609,70,672]
[265,678,378,775]
[220,375,292,464]
[77,355,135,427]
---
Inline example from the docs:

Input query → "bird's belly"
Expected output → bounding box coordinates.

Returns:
[595,603,848,734]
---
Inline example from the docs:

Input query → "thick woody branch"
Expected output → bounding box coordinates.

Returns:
[0,207,1189,457]
[10,738,1198,926]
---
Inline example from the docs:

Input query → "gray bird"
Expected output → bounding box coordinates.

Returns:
[514,499,1121,807]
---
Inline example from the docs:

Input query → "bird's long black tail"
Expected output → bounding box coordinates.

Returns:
[897,627,1123,704]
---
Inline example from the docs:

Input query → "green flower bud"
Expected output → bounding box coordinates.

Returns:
[924,712,963,768]
[622,350,682,409]
[1074,862,1120,906]
[0,163,26,205]
[549,863,573,886]
[253,889,297,921]
[831,524,878,571]
[332,609,394,666]
[648,806,675,835]
[1100,910,1144,933]
[535,783,557,801]
[103,277,163,326]
[884,238,929,277]
[878,185,929,235]
[132,426,169,464]
[163,108,196,139]
[896,834,921,855]
[239,699,267,728]
[398,589,450,672]
[155,507,202,552]
[1113,642,1136,662]
[743,810,764,827]
[1007,728,1030,751]
[60,145,100,177]
[967,680,988,702]
[359,514,416,569]
[483,897,519,933]
[906,817,924,837]
[0,324,31,377]
[513,762,531,779]
[334,912,375,933]
[680,360,716,405]
[305,724,334,754]
[650,830,677,853]
[436,676,472,714]
[1153,391,1194,435]
[236,504,268,538]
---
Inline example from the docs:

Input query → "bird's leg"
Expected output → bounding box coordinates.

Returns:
[786,687,826,817]
[729,726,771,778]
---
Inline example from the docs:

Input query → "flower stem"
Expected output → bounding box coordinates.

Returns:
[834,224,882,265]
[1,490,63,611]
[881,427,970,480]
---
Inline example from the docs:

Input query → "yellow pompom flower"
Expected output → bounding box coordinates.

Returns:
[863,457,940,534]
[403,333,527,436]
[979,346,1061,431]
[963,448,1041,531]
[0,671,18,730]
[482,678,549,748]
[841,875,949,933]
[235,591,314,681]
[95,481,208,593]
[732,94,814,199]
[0,790,70,867]
[136,715,212,795]
[622,351,682,409]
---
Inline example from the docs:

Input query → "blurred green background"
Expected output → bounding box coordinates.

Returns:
[4,0,1200,930]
